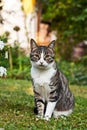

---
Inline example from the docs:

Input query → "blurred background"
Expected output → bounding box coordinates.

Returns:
[0,0,87,85]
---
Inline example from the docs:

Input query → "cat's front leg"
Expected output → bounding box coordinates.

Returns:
[36,99,45,118]
[44,101,57,120]
[34,91,45,117]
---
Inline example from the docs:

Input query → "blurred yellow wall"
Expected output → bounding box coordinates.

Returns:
[22,0,36,14]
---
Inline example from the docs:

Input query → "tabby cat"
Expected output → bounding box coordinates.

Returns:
[30,39,74,120]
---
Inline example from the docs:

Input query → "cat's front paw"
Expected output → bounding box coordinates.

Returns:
[36,115,43,119]
[44,116,50,121]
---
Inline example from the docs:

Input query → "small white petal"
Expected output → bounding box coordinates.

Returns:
[0,66,7,77]
[84,40,87,45]
[0,41,5,50]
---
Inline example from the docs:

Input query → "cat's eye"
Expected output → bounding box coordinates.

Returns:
[33,54,40,59]
[45,55,51,59]
[30,53,40,62]
[44,55,54,63]
[35,54,40,57]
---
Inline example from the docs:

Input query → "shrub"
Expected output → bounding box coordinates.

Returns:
[58,58,87,85]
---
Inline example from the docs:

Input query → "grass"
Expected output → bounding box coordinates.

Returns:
[0,79,87,130]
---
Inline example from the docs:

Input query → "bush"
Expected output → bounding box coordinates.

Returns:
[58,58,87,85]
[7,46,31,80]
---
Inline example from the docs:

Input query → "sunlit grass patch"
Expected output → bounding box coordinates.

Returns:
[70,85,87,98]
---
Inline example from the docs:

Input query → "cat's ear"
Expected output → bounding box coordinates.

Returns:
[30,39,38,51]
[48,40,55,49]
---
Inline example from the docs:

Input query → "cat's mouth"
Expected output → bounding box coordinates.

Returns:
[39,64,45,67]
[38,64,47,69]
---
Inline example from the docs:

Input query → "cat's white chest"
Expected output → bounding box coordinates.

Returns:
[31,67,56,99]
[31,67,55,85]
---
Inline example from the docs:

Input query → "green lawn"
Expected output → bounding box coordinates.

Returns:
[0,79,87,130]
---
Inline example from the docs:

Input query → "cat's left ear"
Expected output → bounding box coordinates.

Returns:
[48,40,55,49]
[30,39,38,51]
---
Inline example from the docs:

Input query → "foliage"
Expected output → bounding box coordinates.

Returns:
[42,0,87,60]
[0,33,31,79]
[0,51,9,68]
[58,58,87,85]
[7,46,31,80]
[0,79,87,130]
[42,0,87,39]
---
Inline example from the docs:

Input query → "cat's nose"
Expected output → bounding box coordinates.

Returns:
[40,61,43,65]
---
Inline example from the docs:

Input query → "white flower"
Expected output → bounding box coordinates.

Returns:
[1,0,29,49]
[0,41,5,50]
[84,40,87,45]
[0,66,7,77]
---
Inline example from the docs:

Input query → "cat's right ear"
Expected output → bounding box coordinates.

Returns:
[30,39,38,51]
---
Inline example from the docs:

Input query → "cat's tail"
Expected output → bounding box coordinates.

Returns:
[53,109,73,118]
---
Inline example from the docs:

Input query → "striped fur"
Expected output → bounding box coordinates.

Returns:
[30,39,74,120]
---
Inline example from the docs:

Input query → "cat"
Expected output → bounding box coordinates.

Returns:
[30,39,74,120]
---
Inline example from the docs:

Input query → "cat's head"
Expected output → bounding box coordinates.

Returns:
[30,39,55,69]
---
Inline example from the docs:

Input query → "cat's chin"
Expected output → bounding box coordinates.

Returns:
[37,65,48,69]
